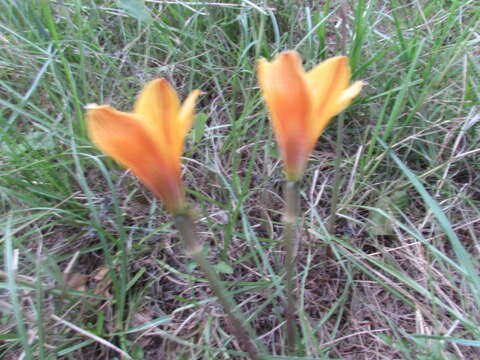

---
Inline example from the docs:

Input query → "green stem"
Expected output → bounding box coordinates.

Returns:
[326,0,349,243]
[326,113,345,255]
[283,181,300,355]
[175,213,259,360]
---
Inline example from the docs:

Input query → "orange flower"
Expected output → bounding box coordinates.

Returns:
[257,51,363,181]
[86,79,200,213]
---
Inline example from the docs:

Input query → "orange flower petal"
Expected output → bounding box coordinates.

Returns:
[257,51,363,180]
[257,51,312,179]
[306,56,351,140]
[333,81,364,115]
[177,89,201,154]
[134,78,181,154]
[87,105,184,212]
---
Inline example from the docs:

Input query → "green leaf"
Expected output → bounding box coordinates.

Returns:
[413,335,480,347]
[193,112,207,145]
[0,333,18,341]
[369,190,409,236]
[117,0,152,23]
[186,261,197,272]
[115,316,172,335]
[213,261,234,274]
[379,138,480,307]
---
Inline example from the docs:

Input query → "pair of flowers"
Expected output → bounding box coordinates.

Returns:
[87,51,363,213]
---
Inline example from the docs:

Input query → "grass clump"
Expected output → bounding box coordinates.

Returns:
[1,0,479,359]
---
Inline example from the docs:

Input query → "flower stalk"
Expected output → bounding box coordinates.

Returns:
[326,113,346,256]
[283,181,300,354]
[174,212,259,360]
[257,50,362,354]
[86,79,259,357]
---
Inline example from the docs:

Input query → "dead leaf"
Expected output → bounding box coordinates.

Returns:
[66,273,88,291]
[94,266,109,281]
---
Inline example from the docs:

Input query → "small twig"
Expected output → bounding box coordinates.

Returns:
[51,314,132,359]
[338,0,349,53]
[320,328,390,349]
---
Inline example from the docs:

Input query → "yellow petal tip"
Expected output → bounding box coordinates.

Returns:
[275,50,301,65]
[84,103,100,110]
[278,50,299,58]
